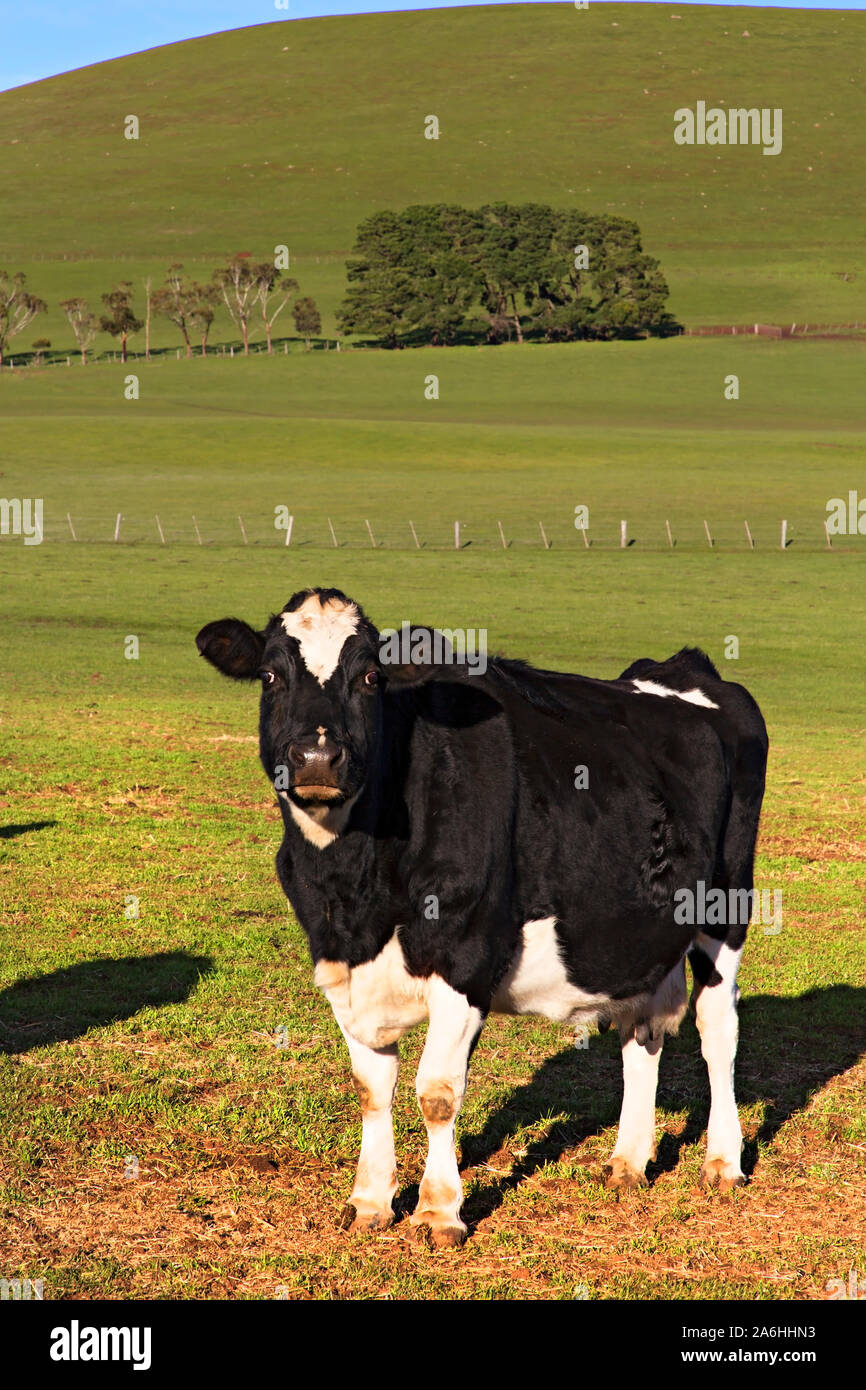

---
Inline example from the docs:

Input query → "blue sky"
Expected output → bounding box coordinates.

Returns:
[0,0,861,94]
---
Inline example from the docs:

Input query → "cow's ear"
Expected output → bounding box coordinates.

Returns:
[378,626,472,687]
[196,619,265,680]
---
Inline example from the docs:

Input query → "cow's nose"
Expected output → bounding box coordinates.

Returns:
[288,740,346,776]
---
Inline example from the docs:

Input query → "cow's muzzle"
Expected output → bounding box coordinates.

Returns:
[287,738,347,799]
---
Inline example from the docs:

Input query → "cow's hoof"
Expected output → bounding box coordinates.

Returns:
[699,1159,745,1193]
[410,1214,467,1248]
[339,1203,393,1233]
[602,1157,648,1191]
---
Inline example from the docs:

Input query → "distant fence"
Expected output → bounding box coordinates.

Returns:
[685,322,865,339]
[8,511,849,553]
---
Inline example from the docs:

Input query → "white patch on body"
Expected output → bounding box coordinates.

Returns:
[491,917,611,1023]
[631,679,719,709]
[315,932,432,1049]
[280,592,359,686]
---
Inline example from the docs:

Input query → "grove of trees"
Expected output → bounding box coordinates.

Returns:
[337,203,680,347]
[0,259,322,364]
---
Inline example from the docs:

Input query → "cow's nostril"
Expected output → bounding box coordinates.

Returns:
[288,744,307,769]
[330,746,347,770]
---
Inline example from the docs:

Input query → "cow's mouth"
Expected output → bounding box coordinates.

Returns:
[291,784,345,803]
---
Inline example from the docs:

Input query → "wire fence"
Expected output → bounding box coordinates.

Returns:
[15,510,854,552]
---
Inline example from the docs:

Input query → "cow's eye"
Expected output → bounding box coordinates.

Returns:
[260,670,276,689]
[364,670,380,689]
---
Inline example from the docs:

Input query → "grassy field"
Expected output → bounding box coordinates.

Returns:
[2,337,865,552]
[1,3,865,356]
[1,328,864,1298]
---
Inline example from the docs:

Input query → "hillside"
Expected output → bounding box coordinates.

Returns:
[0,3,864,353]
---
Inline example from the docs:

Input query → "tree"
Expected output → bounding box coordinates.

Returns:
[473,203,555,343]
[252,264,299,353]
[0,270,46,366]
[338,206,479,347]
[291,296,321,350]
[151,264,196,357]
[187,288,219,356]
[31,338,51,365]
[212,254,262,354]
[587,217,675,339]
[60,297,99,365]
[99,282,143,363]
[143,275,153,361]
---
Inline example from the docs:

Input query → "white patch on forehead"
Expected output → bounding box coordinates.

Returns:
[631,679,719,710]
[280,593,360,686]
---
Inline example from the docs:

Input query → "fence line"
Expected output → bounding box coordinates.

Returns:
[34,513,853,552]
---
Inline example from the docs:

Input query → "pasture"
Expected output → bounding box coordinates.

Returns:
[1,4,865,353]
[1,336,864,1299]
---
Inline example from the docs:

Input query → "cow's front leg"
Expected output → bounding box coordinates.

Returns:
[604,1028,663,1189]
[336,1023,399,1232]
[411,979,484,1248]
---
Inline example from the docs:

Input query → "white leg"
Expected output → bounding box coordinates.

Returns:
[411,978,483,1247]
[693,934,745,1189]
[337,1021,400,1231]
[605,1032,663,1188]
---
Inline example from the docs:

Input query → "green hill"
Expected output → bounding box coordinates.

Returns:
[0,3,864,356]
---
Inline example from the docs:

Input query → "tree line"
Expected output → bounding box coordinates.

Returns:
[337,203,680,347]
[0,257,322,366]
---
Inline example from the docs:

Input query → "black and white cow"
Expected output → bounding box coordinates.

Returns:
[196,587,768,1246]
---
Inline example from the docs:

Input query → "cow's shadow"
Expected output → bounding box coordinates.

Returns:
[435,985,865,1232]
[0,953,213,1054]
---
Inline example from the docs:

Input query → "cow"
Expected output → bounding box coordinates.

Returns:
[196,587,768,1247]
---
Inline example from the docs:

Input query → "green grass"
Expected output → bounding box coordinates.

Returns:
[1,530,863,1298]
[2,338,864,554]
[1,2,865,357]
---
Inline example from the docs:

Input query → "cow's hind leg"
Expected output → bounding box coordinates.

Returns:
[411,979,484,1248]
[337,1025,400,1232]
[604,960,688,1190]
[691,932,745,1191]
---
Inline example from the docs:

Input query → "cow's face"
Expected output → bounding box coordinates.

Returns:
[196,589,383,845]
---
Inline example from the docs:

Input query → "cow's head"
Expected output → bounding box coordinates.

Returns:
[196,587,466,848]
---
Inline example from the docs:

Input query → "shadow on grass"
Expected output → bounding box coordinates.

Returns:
[0,820,57,840]
[0,953,214,1054]
[448,985,866,1234]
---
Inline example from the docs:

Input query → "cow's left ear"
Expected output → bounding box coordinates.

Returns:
[196,618,265,680]
[378,625,473,688]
